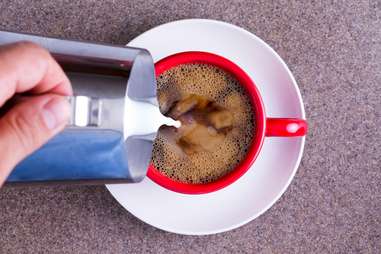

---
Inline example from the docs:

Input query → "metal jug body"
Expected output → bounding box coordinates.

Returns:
[0,31,157,184]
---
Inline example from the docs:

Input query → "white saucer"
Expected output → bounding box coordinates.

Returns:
[106,19,306,235]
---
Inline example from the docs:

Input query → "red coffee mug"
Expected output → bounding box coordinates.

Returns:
[147,51,307,194]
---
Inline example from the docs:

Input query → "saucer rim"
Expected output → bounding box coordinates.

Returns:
[106,18,306,235]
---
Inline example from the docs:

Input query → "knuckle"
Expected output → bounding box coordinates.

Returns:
[13,41,50,58]
[14,41,41,51]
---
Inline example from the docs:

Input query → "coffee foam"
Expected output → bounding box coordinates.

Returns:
[152,63,255,184]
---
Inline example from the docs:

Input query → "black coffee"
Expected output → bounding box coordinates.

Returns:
[152,63,255,184]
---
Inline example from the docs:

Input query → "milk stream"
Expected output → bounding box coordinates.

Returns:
[124,96,180,139]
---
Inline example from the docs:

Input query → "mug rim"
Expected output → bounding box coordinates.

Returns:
[147,51,266,194]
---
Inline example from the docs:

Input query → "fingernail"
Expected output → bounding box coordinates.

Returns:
[42,97,70,130]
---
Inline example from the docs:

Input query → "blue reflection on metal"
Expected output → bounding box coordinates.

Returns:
[7,129,130,182]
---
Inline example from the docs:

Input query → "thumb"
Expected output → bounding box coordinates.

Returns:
[0,94,70,184]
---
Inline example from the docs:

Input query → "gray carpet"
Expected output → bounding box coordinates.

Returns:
[0,0,380,253]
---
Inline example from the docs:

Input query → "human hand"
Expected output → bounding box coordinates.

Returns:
[0,42,72,186]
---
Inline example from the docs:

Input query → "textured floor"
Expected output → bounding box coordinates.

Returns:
[0,0,380,253]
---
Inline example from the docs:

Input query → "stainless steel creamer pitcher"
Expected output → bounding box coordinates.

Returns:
[0,31,174,184]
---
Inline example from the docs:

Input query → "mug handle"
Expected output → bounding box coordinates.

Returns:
[266,118,308,137]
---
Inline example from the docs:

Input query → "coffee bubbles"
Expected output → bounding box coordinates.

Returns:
[152,63,255,184]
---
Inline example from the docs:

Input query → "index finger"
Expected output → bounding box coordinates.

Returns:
[0,41,72,107]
